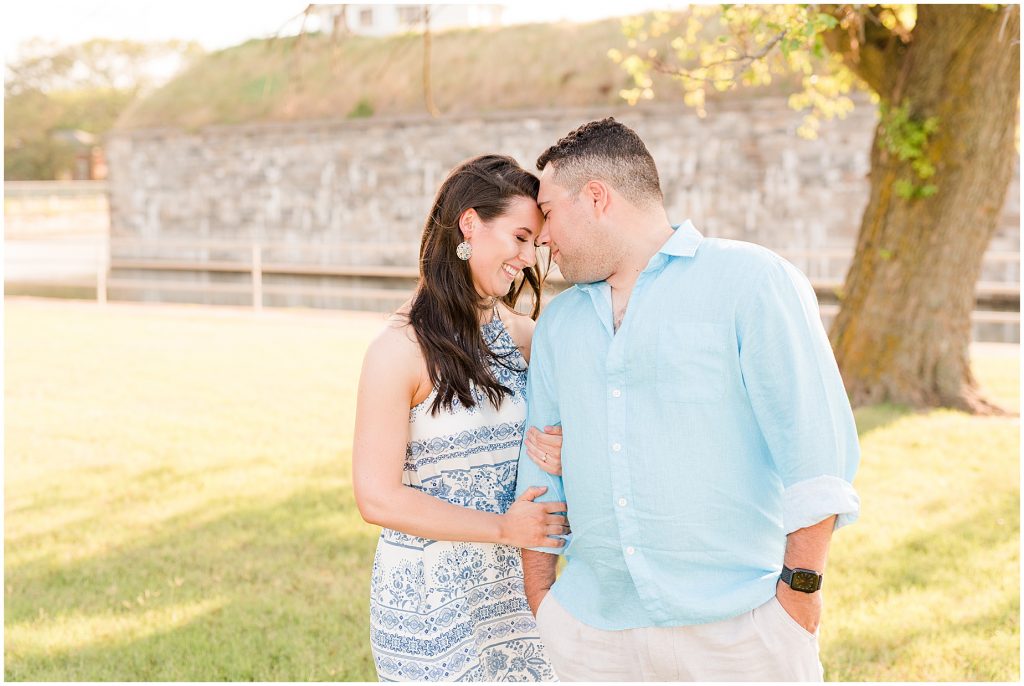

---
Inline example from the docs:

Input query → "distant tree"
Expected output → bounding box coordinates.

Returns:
[7,38,203,94]
[423,6,440,118]
[4,38,203,179]
[615,5,1019,413]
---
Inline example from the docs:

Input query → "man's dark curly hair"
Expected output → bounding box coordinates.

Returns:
[536,117,663,207]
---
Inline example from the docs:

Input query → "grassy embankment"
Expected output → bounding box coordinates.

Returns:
[115,14,794,131]
[4,298,1018,681]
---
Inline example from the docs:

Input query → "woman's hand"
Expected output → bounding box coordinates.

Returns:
[525,425,563,476]
[499,486,570,548]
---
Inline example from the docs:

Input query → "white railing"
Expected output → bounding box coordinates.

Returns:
[4,236,1020,337]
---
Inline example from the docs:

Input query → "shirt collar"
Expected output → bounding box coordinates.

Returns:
[573,220,703,294]
[658,220,703,258]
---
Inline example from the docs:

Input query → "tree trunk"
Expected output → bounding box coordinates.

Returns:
[829,5,1019,413]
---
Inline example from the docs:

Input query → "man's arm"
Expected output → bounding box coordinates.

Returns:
[515,312,568,613]
[522,549,558,615]
[737,257,861,632]
[777,515,836,633]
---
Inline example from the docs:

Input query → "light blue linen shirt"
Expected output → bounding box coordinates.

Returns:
[515,221,860,630]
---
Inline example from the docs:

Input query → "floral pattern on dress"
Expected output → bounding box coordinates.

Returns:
[413,459,519,514]
[370,310,556,682]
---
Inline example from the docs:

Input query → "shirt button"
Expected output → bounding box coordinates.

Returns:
[617,498,627,507]
[626,546,636,555]
[612,443,621,452]
[612,389,621,398]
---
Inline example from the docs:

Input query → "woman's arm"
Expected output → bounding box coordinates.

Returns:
[502,306,564,475]
[352,324,567,548]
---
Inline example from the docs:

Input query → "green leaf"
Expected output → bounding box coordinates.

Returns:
[814,13,839,30]
[894,179,916,199]
[913,159,936,179]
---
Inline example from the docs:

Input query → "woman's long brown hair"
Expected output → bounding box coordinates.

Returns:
[408,154,545,416]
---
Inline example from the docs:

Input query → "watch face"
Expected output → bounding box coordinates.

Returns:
[791,571,819,592]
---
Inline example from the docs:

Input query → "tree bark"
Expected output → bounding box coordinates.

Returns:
[829,5,1019,413]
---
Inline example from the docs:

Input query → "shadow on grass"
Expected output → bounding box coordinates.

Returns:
[5,459,308,548]
[5,479,381,681]
[859,494,1018,596]
[825,597,1020,681]
[823,492,1020,680]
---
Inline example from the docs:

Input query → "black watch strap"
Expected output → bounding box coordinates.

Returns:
[780,565,823,593]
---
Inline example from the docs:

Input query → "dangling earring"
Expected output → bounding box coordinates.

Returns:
[456,241,472,260]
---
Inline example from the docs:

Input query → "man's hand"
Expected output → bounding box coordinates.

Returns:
[778,515,835,635]
[776,580,822,634]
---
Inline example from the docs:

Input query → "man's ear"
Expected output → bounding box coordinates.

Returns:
[458,208,478,240]
[584,180,611,216]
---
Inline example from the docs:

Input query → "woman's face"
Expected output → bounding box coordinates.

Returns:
[463,195,543,300]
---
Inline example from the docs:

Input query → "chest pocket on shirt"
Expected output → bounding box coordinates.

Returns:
[655,321,730,403]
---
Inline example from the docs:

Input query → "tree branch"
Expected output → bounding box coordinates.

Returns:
[647,29,788,86]
[640,5,908,98]
[819,4,908,97]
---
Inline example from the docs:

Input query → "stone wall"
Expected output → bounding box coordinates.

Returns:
[104,98,1019,339]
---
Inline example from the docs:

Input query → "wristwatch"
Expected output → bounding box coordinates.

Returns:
[780,565,823,593]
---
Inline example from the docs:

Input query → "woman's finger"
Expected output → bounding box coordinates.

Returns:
[534,431,562,450]
[527,447,551,469]
[525,442,560,474]
[530,439,560,460]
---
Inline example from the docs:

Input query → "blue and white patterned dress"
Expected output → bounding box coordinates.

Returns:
[369,311,557,682]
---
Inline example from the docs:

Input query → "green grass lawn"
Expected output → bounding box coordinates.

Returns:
[4,298,1019,681]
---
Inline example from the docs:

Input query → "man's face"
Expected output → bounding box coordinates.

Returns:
[537,166,618,284]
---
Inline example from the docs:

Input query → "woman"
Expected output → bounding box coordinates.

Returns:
[353,155,567,682]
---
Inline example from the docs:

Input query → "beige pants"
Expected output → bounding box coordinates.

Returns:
[536,593,824,682]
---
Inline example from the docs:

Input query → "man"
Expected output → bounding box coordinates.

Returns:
[515,117,860,681]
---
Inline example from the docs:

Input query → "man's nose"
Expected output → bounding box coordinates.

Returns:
[535,225,550,248]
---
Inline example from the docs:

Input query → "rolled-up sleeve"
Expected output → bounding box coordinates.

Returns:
[737,257,861,533]
[515,315,570,554]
